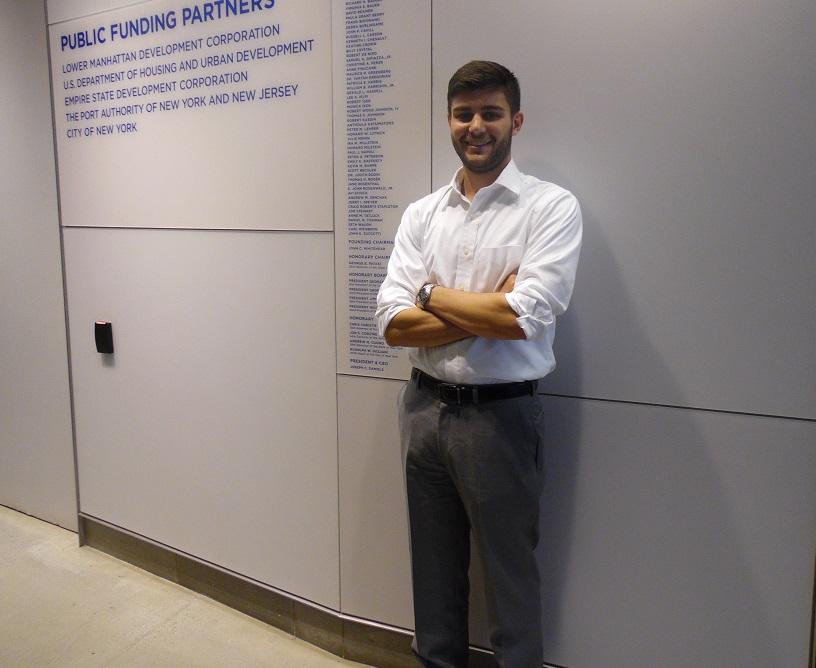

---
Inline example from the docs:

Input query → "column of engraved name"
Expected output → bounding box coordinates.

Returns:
[344,0,399,372]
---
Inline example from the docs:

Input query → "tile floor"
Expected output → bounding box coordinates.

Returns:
[0,505,371,667]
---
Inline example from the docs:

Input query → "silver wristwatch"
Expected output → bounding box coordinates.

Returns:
[416,283,436,309]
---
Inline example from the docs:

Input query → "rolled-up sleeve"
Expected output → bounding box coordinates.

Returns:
[504,190,583,340]
[375,204,427,338]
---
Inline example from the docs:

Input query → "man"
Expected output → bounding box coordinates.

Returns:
[376,61,582,667]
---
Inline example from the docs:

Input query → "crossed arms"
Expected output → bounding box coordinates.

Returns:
[383,273,525,348]
[376,186,583,350]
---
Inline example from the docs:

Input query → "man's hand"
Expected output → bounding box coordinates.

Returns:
[424,282,526,340]
[499,273,517,293]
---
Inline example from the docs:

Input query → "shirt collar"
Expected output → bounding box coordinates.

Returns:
[447,159,523,204]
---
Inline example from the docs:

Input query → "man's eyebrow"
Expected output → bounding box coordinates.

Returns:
[450,104,506,112]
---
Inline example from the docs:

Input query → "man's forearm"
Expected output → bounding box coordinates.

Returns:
[425,286,526,340]
[384,307,473,348]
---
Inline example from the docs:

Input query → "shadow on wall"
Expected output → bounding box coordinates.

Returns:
[469,194,785,666]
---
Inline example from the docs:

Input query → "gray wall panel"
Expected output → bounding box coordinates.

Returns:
[0,0,76,530]
[63,228,340,607]
[432,0,816,418]
[535,396,815,668]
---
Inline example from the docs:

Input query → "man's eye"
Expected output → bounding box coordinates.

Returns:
[455,114,473,122]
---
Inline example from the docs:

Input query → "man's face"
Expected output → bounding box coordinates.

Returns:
[448,88,523,176]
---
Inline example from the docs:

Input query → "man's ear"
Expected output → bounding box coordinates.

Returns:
[512,111,524,136]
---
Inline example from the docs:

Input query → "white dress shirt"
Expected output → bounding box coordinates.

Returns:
[375,160,582,384]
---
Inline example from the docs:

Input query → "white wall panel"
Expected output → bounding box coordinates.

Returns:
[337,374,412,627]
[49,0,333,231]
[432,0,816,418]
[0,0,76,530]
[535,396,815,668]
[64,228,339,607]
[333,0,429,379]
[334,374,506,644]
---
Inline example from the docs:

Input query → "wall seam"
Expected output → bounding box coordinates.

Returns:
[59,226,336,233]
[43,0,84,540]
[329,0,343,616]
[333,375,816,423]
[47,0,152,26]
[542,393,816,424]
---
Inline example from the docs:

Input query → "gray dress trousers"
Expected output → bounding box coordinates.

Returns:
[399,375,546,668]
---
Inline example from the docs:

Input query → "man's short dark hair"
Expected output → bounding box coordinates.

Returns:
[447,61,521,116]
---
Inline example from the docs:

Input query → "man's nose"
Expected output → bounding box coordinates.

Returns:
[468,114,485,133]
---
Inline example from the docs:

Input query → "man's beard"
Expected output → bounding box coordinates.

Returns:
[452,133,512,174]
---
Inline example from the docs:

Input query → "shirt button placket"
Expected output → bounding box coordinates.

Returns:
[455,209,477,291]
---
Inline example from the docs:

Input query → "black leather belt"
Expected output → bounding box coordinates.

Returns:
[411,368,537,405]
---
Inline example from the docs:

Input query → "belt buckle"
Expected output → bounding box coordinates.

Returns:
[438,383,464,404]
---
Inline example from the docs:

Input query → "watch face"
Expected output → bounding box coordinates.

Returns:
[419,284,433,307]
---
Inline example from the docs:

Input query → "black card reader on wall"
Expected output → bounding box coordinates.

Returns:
[94,321,114,354]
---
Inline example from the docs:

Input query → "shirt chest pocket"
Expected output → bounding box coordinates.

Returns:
[475,244,524,292]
